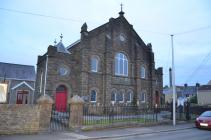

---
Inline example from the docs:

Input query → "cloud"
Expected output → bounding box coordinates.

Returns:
[0,0,211,86]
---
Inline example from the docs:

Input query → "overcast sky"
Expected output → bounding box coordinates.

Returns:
[1,0,211,86]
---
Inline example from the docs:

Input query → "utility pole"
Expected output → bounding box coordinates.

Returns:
[171,35,176,126]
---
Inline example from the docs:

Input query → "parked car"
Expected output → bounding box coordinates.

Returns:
[195,111,211,129]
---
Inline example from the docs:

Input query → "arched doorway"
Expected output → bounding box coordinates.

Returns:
[55,85,67,112]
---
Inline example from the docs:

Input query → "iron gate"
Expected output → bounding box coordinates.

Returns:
[50,104,70,131]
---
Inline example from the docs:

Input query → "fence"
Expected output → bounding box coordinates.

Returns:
[83,105,171,126]
[50,104,70,131]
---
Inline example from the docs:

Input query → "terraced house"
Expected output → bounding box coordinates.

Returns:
[35,10,163,109]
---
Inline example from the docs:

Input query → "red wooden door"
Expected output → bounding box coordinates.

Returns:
[55,91,67,112]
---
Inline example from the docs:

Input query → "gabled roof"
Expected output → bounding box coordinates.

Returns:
[55,41,70,54]
[66,14,149,50]
[0,62,35,81]
[11,81,34,90]
[67,39,80,50]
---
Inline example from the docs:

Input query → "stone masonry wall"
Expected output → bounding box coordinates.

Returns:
[0,104,40,135]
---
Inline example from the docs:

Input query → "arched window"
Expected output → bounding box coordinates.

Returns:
[116,90,124,102]
[125,90,133,103]
[115,53,128,76]
[90,90,97,102]
[111,89,117,102]
[140,91,146,103]
[140,66,146,78]
[91,56,99,72]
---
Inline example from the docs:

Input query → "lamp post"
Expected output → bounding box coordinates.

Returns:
[171,35,176,126]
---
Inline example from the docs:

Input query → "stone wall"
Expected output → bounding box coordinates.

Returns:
[0,104,40,135]
[0,95,53,135]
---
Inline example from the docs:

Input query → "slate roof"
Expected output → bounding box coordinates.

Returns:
[0,62,35,81]
[163,86,197,95]
[67,39,80,50]
[198,85,211,91]
[55,41,70,54]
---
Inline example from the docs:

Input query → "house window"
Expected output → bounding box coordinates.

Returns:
[125,90,133,102]
[90,90,97,102]
[115,53,128,76]
[116,90,124,102]
[111,90,117,102]
[140,92,146,103]
[16,90,29,104]
[91,56,99,72]
[141,66,146,78]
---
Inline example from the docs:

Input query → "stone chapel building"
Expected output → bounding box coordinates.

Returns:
[35,10,163,108]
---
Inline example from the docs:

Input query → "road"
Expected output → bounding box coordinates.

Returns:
[109,128,211,140]
[0,127,210,140]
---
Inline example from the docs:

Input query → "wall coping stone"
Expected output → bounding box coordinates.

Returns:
[37,94,54,104]
[70,95,84,104]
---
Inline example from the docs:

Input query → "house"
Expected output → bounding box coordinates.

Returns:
[35,9,163,109]
[0,62,35,104]
[163,68,197,104]
[197,82,211,105]
[163,85,197,104]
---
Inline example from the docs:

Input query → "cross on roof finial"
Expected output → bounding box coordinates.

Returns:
[119,3,125,16]
[120,3,123,12]
[60,33,63,42]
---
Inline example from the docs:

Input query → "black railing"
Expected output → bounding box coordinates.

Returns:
[83,105,171,126]
[50,104,70,131]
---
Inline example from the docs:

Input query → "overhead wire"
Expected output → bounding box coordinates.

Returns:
[1,6,211,85]
[0,7,84,23]
[185,50,211,83]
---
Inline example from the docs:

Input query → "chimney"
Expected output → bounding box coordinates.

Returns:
[169,68,172,87]
[196,83,200,88]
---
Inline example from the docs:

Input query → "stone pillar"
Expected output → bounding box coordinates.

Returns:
[69,95,84,128]
[37,94,53,131]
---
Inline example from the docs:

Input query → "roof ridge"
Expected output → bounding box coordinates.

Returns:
[0,62,35,67]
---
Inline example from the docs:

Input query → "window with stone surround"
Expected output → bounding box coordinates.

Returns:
[111,89,117,102]
[125,90,133,103]
[115,53,128,76]
[40,70,43,93]
[116,90,124,102]
[91,56,99,72]
[140,91,146,103]
[141,66,146,79]
[90,90,97,102]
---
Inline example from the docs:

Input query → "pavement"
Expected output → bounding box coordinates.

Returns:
[0,122,197,140]
[78,122,195,139]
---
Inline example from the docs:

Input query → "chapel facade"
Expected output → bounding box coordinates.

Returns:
[35,10,163,108]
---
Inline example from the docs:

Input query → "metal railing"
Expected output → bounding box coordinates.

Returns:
[50,104,70,131]
[83,105,170,126]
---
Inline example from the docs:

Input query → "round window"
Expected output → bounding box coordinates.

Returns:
[58,67,68,76]
[119,34,125,42]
